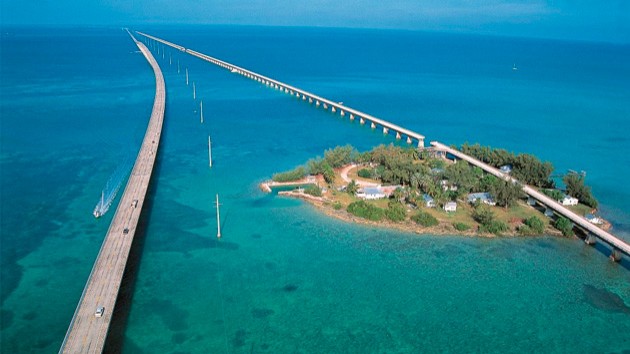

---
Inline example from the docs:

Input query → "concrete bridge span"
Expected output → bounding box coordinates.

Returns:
[136,31,425,148]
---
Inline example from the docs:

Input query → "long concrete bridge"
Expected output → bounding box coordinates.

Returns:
[136,31,627,263]
[135,31,425,148]
[431,141,630,261]
[59,30,165,353]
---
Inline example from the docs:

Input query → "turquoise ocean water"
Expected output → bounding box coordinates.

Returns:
[1,26,629,353]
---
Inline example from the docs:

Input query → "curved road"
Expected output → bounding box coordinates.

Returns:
[60,31,165,353]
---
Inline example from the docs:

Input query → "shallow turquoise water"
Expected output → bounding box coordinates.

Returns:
[1,26,629,353]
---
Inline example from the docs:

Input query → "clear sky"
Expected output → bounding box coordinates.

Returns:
[2,0,629,43]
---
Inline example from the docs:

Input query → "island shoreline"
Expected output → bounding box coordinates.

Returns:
[267,186,564,238]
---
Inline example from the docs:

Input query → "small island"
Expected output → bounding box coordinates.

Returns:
[261,144,606,237]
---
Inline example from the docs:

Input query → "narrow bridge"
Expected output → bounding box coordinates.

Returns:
[431,141,630,261]
[135,31,425,148]
[59,30,165,353]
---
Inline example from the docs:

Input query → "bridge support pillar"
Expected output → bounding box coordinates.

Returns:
[371,122,376,129]
[610,248,622,262]
[527,197,536,206]
[584,233,597,246]
[331,106,336,113]
[323,103,328,109]
[383,127,389,134]
[417,138,424,148]
[340,110,345,116]
[284,88,289,93]
[360,118,365,125]
[309,97,313,103]
[302,94,306,100]
[396,132,401,140]
[316,100,320,106]
[406,136,412,144]
[350,114,355,121]
[544,207,554,217]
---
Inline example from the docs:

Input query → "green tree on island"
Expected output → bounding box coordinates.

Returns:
[519,216,545,235]
[542,188,565,201]
[563,172,598,208]
[490,179,523,208]
[412,211,439,227]
[385,200,407,222]
[346,180,359,195]
[460,143,554,188]
[554,217,574,237]
[324,145,359,168]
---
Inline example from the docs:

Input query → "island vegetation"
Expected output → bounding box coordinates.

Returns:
[264,143,605,237]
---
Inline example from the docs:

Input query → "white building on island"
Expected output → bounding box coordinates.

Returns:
[560,195,579,206]
[423,194,436,208]
[356,186,386,200]
[443,201,457,212]
[467,192,496,206]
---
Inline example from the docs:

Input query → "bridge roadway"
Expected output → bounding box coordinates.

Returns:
[135,31,425,148]
[59,31,165,353]
[134,31,627,261]
[430,141,630,260]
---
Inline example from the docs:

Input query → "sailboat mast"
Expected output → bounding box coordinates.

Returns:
[216,194,221,239]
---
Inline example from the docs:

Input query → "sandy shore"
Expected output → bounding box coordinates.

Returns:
[260,179,564,238]
[266,184,501,237]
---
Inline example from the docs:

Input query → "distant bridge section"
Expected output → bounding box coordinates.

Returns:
[135,31,627,264]
[136,31,425,148]
[431,141,629,261]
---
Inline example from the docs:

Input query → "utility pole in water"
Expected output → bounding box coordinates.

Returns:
[215,194,221,239]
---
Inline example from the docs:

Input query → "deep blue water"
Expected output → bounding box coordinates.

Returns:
[1,26,629,353]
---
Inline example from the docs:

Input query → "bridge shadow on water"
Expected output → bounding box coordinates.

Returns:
[103,145,165,353]
[575,231,630,271]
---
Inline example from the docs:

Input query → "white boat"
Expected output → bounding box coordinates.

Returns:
[93,191,104,218]
[512,64,518,71]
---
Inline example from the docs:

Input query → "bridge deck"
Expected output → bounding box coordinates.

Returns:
[430,141,630,257]
[136,31,425,145]
[59,31,165,353]
[134,31,628,260]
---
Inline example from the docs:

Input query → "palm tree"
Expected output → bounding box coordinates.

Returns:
[410,172,422,190]
[346,180,359,195]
